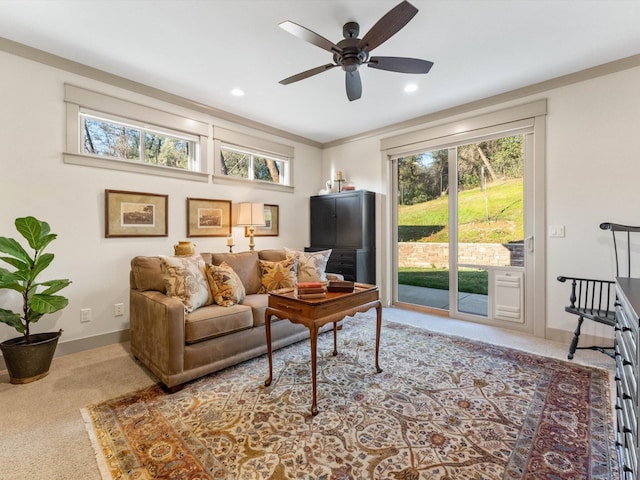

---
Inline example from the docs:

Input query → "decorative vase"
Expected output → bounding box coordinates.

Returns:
[0,330,62,384]
[174,241,196,256]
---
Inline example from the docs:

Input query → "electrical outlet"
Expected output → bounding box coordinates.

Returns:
[114,303,124,317]
[80,308,92,323]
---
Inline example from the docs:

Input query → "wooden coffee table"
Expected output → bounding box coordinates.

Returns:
[264,283,382,415]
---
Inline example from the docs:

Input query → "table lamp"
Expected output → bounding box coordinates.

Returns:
[236,202,266,251]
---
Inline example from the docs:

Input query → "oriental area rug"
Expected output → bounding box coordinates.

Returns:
[82,315,618,480]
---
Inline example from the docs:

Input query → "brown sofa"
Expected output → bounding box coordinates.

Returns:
[129,249,340,389]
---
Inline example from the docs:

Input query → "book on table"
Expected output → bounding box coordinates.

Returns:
[297,287,325,294]
[296,292,327,299]
[297,282,323,289]
[327,280,355,292]
[297,281,326,296]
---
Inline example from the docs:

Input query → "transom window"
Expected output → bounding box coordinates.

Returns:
[220,145,287,184]
[81,113,199,171]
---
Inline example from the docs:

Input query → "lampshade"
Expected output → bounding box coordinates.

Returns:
[236,202,266,226]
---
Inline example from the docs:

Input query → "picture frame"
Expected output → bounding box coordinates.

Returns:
[246,204,279,237]
[105,189,168,238]
[187,198,232,237]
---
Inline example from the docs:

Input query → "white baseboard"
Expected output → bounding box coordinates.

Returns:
[0,329,130,371]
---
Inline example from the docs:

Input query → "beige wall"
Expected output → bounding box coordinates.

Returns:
[321,65,640,342]
[2,41,639,350]
[0,50,322,347]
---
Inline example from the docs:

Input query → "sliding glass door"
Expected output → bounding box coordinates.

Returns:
[395,133,527,325]
[397,148,450,310]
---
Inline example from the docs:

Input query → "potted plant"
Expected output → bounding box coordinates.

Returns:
[0,216,71,384]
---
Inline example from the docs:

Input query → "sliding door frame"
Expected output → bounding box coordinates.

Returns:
[381,100,547,337]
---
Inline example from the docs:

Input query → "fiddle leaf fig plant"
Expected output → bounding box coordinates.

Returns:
[0,217,71,343]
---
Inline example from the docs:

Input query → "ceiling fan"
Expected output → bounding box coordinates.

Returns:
[278,0,433,101]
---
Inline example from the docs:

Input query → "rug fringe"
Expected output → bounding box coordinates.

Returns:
[81,407,114,480]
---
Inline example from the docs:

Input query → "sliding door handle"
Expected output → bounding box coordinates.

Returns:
[525,236,534,252]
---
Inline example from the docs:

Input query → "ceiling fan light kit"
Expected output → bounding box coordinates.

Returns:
[278,0,434,101]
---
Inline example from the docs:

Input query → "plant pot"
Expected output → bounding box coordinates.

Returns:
[0,330,62,384]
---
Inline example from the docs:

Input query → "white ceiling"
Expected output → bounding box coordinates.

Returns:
[1,0,639,144]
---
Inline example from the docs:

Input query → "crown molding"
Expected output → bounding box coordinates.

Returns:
[0,36,322,148]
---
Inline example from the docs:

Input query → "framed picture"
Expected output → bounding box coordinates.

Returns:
[105,189,168,237]
[246,204,279,237]
[187,198,232,237]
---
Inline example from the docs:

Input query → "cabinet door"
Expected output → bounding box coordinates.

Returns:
[310,196,336,247]
[335,194,363,247]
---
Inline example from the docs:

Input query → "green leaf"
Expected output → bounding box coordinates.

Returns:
[0,282,25,294]
[0,255,29,272]
[0,237,30,263]
[36,233,57,252]
[0,308,24,332]
[25,310,43,324]
[38,279,71,295]
[15,216,47,251]
[0,266,19,280]
[30,294,69,314]
[0,269,26,292]
[31,253,54,280]
[0,264,29,283]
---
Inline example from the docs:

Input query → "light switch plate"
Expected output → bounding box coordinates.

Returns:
[549,225,565,238]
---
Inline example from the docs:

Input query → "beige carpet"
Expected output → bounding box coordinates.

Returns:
[0,307,616,479]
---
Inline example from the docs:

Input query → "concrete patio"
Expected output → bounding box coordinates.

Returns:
[397,284,488,316]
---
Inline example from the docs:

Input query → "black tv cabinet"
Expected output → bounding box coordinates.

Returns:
[306,190,375,284]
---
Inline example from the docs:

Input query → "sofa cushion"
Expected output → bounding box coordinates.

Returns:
[184,304,253,344]
[160,255,212,312]
[210,251,261,295]
[284,248,332,283]
[205,262,246,307]
[258,249,287,262]
[131,256,165,292]
[258,257,297,293]
[240,293,270,327]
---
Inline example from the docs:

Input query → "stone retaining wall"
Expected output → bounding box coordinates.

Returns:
[398,242,524,268]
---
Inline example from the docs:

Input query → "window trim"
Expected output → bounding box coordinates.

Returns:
[220,144,288,183]
[213,127,295,193]
[63,84,209,182]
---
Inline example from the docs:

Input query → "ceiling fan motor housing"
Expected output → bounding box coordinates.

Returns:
[334,23,368,73]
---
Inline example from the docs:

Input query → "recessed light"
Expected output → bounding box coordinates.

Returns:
[404,83,418,93]
[231,88,245,97]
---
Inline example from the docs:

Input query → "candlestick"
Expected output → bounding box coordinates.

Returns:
[226,236,233,246]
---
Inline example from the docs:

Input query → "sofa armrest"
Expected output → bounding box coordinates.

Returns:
[130,290,186,378]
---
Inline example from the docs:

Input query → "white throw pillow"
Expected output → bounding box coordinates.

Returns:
[160,255,212,312]
[284,248,331,283]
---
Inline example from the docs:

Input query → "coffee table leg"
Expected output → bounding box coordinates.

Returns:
[310,325,319,416]
[264,310,274,387]
[332,322,338,356]
[375,301,383,373]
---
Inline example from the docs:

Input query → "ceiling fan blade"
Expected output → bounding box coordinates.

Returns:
[279,21,342,54]
[358,1,418,53]
[368,56,433,74]
[279,64,337,85]
[345,71,362,101]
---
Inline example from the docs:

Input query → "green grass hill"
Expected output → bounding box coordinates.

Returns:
[398,179,524,244]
